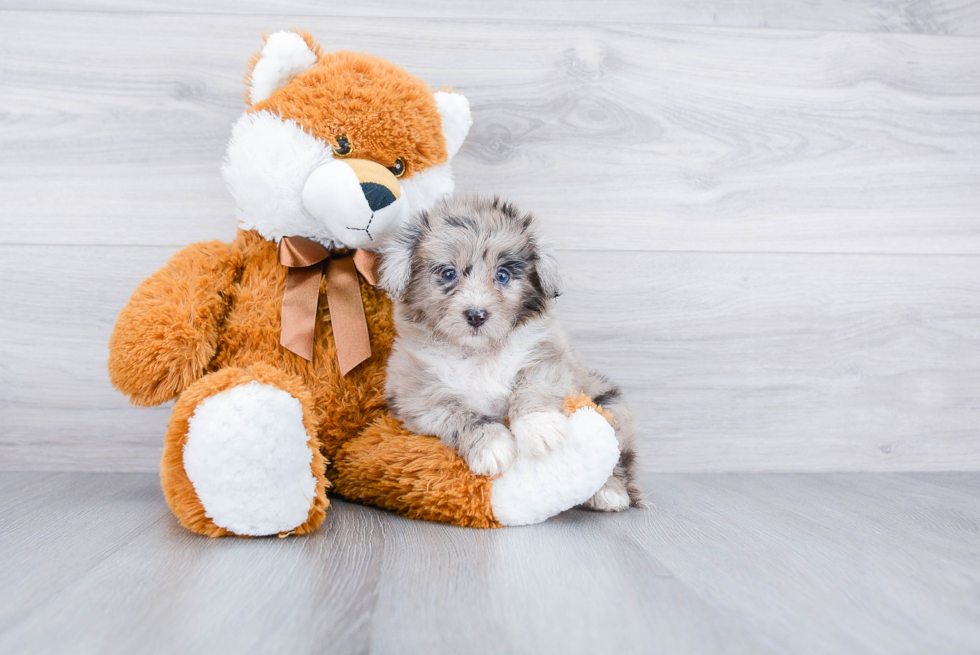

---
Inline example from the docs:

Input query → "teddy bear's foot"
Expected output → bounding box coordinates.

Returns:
[490,406,620,526]
[161,364,329,537]
[329,398,621,529]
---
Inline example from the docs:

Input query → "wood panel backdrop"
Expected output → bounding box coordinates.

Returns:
[1,2,978,472]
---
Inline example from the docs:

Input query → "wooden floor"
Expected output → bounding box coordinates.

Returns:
[1,472,977,655]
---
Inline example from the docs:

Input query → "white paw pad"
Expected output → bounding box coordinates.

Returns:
[491,407,619,526]
[183,382,317,536]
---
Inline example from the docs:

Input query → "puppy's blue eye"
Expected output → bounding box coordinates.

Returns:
[495,267,511,285]
[441,267,457,283]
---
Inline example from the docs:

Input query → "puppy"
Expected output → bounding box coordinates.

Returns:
[379,195,642,511]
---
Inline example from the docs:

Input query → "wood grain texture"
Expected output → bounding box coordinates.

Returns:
[1,11,979,252]
[1,8,978,474]
[3,0,980,36]
[620,472,980,654]
[2,245,978,472]
[1,472,978,655]
[0,472,169,632]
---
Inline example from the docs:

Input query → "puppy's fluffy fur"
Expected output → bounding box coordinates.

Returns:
[380,195,642,510]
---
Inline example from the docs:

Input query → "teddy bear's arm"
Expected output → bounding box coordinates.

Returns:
[108,240,240,406]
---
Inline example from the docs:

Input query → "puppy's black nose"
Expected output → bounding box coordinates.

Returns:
[464,308,488,328]
[361,182,396,212]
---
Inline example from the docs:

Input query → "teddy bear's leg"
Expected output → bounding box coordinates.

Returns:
[488,398,621,526]
[161,363,329,537]
[330,415,501,528]
[330,396,622,528]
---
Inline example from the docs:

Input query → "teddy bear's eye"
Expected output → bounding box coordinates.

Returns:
[333,135,352,157]
[388,158,406,178]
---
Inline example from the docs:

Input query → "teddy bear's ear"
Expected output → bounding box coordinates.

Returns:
[434,91,473,161]
[246,30,320,106]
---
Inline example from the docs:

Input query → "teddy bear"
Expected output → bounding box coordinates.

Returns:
[107,29,620,537]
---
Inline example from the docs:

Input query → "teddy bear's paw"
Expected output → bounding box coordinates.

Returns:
[491,406,620,526]
[511,411,571,458]
[460,421,516,478]
[182,381,319,536]
[582,477,631,512]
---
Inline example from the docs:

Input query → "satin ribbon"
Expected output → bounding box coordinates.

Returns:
[277,236,379,375]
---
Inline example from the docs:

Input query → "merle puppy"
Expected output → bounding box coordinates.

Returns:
[379,195,642,511]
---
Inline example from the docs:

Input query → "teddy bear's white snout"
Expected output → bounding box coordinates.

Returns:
[302,158,409,249]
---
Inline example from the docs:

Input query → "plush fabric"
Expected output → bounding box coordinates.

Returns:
[108,30,617,537]
[183,381,318,536]
[491,406,621,526]
[160,362,329,538]
[250,36,448,181]
[332,415,501,528]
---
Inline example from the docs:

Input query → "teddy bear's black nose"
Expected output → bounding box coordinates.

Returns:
[464,308,488,328]
[361,182,396,212]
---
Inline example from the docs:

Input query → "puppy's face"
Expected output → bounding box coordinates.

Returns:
[381,196,563,350]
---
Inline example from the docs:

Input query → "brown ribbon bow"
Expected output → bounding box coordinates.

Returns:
[277,236,379,376]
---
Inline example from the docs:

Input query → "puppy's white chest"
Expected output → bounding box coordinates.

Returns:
[440,353,521,417]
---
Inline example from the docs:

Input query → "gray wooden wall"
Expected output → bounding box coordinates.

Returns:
[2,2,979,473]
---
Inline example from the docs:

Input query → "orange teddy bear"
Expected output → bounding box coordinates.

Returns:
[108,30,620,537]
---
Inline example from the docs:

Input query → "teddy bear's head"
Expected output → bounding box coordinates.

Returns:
[222,30,472,250]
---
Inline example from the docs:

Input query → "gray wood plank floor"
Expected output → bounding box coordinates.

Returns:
[0,472,977,655]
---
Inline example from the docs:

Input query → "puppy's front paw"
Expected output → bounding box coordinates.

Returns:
[511,411,571,458]
[461,422,516,478]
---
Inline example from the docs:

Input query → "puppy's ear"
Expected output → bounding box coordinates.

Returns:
[379,212,427,300]
[535,242,563,299]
